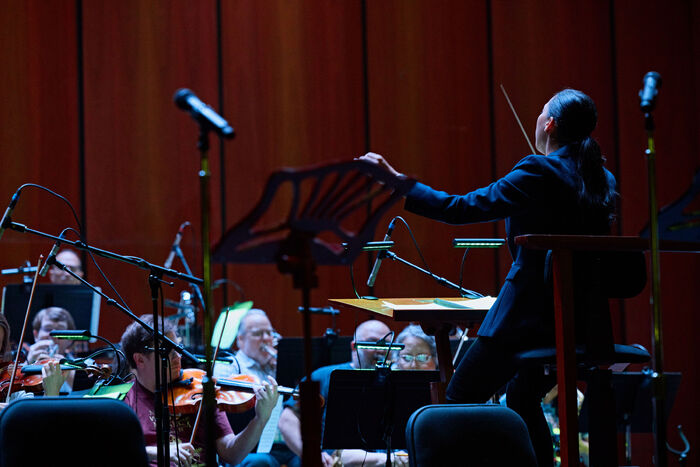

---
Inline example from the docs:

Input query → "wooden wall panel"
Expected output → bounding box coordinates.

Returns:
[217,1,370,337]
[615,0,700,462]
[82,1,220,343]
[1,2,699,460]
[365,0,496,310]
[491,0,618,275]
[0,1,80,317]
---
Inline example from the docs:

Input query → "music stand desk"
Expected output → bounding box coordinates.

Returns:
[329,297,488,401]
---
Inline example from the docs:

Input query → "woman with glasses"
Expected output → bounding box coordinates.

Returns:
[393,324,437,371]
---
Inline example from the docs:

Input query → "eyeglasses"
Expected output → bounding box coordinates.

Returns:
[399,353,432,363]
[245,328,281,340]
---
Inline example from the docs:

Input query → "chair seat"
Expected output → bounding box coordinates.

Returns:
[514,344,651,367]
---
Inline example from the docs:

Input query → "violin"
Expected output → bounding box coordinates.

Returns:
[0,358,112,398]
[0,362,42,398]
[169,369,260,414]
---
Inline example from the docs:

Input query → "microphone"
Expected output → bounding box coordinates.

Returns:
[164,221,190,269]
[173,88,234,139]
[1,265,38,275]
[39,242,61,277]
[639,71,662,112]
[0,190,21,242]
[366,219,397,288]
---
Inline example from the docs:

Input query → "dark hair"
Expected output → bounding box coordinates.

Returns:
[32,307,76,332]
[0,313,10,360]
[548,89,616,213]
[120,315,177,368]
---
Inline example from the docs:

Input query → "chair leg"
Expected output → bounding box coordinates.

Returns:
[586,369,618,467]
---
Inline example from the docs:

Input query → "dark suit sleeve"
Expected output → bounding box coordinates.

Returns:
[404,155,548,224]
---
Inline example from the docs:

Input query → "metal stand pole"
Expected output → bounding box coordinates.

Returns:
[198,128,218,467]
[644,113,667,467]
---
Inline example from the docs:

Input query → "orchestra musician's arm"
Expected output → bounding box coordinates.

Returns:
[278,407,303,456]
[216,376,279,465]
[278,407,336,467]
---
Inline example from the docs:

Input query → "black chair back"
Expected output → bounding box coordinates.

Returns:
[0,397,148,467]
[405,404,537,467]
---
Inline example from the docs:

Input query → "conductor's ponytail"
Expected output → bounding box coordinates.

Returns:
[548,89,616,212]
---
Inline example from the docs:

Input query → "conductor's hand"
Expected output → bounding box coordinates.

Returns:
[356,153,403,178]
[254,376,279,422]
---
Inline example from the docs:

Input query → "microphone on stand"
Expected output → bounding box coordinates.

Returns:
[0,190,21,242]
[39,241,62,277]
[173,89,234,139]
[639,71,662,112]
[164,221,190,269]
[1,265,38,275]
[366,219,397,288]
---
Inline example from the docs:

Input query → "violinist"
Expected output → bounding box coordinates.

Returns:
[23,307,77,394]
[0,312,65,409]
[26,307,77,364]
[120,315,279,467]
[214,309,297,467]
[358,89,617,467]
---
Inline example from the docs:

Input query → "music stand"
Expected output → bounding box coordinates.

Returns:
[212,159,415,467]
[1,284,101,346]
[322,369,439,452]
[276,336,352,388]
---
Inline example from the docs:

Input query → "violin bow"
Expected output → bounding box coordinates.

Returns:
[188,306,231,444]
[6,255,43,402]
[500,84,538,155]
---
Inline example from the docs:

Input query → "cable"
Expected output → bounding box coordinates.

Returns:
[391,216,433,275]
[11,183,84,236]
[60,227,134,314]
[348,263,363,300]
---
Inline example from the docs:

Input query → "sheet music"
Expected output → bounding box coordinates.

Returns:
[256,395,283,453]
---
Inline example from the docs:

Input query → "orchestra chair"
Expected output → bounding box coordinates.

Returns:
[0,397,148,467]
[514,236,652,467]
[405,404,537,467]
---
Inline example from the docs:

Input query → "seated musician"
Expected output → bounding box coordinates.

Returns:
[0,312,64,409]
[214,308,297,467]
[120,314,279,466]
[278,319,410,467]
[26,307,77,364]
[392,324,437,371]
[48,248,84,285]
[23,306,78,394]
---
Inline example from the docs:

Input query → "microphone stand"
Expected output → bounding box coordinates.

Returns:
[377,250,481,298]
[172,239,206,349]
[643,109,668,467]
[4,221,201,467]
[195,125,220,467]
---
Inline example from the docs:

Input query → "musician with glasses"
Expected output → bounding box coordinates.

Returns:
[214,308,293,467]
[393,324,437,371]
[214,309,280,383]
[48,249,84,285]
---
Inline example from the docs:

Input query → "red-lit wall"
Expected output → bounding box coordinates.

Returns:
[1,1,698,463]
